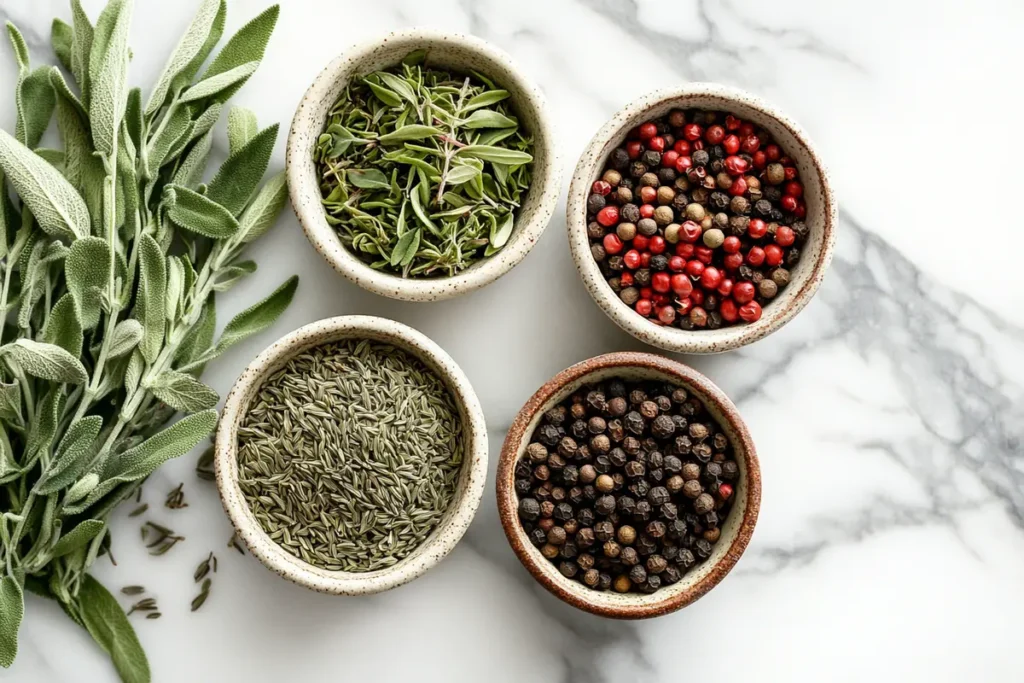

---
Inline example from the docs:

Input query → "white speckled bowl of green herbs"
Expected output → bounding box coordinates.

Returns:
[214,315,488,595]
[287,29,560,302]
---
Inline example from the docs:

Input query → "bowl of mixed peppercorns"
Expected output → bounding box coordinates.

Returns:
[496,352,760,618]
[567,84,837,353]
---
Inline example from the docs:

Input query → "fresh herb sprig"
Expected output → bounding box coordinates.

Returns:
[315,50,534,277]
[0,1,296,680]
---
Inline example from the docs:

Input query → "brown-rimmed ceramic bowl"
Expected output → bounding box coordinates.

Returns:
[215,315,488,595]
[287,29,560,302]
[567,84,837,353]
[496,352,760,618]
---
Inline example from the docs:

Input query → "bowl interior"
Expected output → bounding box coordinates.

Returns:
[218,318,484,592]
[569,87,835,352]
[499,359,759,616]
[290,31,555,290]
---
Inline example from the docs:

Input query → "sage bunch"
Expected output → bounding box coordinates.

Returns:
[0,1,296,680]
[315,51,534,277]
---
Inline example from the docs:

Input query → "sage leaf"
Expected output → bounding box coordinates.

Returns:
[213,275,297,355]
[2,339,88,385]
[165,257,184,321]
[237,171,285,243]
[124,87,143,150]
[0,128,90,241]
[26,389,65,463]
[390,228,420,268]
[135,234,166,363]
[190,102,222,142]
[172,128,212,189]
[16,67,57,150]
[456,145,533,166]
[444,163,480,186]
[107,409,217,481]
[145,104,190,176]
[174,297,215,369]
[77,575,150,683]
[70,0,94,105]
[5,23,29,75]
[144,0,223,116]
[366,82,402,107]
[179,61,258,103]
[51,68,104,232]
[42,294,84,358]
[463,89,509,112]
[164,185,239,238]
[175,0,226,96]
[0,576,24,669]
[409,185,439,236]
[378,124,440,145]
[227,106,258,155]
[461,109,516,129]
[213,260,256,292]
[124,349,143,399]
[348,169,389,190]
[0,382,21,425]
[489,211,514,250]
[205,124,277,216]
[66,236,112,330]
[200,4,279,102]
[88,0,132,156]
[376,72,417,105]
[35,415,102,494]
[108,319,143,358]
[148,370,218,413]
[51,519,105,558]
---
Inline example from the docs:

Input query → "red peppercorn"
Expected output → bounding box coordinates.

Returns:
[724,155,749,176]
[739,122,755,137]
[694,246,714,265]
[746,246,765,266]
[741,135,760,154]
[775,226,795,247]
[674,155,693,173]
[597,206,619,227]
[784,181,803,198]
[638,122,657,140]
[648,136,666,153]
[626,140,643,160]
[636,299,653,316]
[738,301,762,322]
[733,281,756,304]
[652,272,671,293]
[668,255,685,272]
[680,220,702,243]
[722,236,741,254]
[592,180,612,196]
[657,305,676,325]
[747,218,767,239]
[728,177,748,196]
[649,236,666,255]
[794,201,806,219]
[675,242,695,259]
[685,260,704,278]
[780,195,798,213]
[671,274,692,297]
[603,233,623,254]
[673,140,691,155]
[639,186,657,204]
[633,235,649,251]
[640,252,651,268]
[700,266,723,290]
[784,166,797,181]
[677,298,693,316]
[639,204,655,219]
[723,252,744,270]
[717,278,734,296]
[705,125,725,145]
[653,293,670,306]
[764,244,784,267]
[718,483,733,499]
[722,134,740,155]
[683,123,703,141]
[724,115,741,131]
[623,249,641,270]
[752,150,767,169]
[765,144,780,162]
[661,150,679,168]
[689,289,705,306]
[620,271,634,287]
[640,287,653,299]
[720,298,738,322]
[692,139,705,151]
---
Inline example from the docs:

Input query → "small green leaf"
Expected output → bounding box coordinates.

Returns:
[227,106,258,155]
[205,124,277,216]
[0,575,24,668]
[50,519,105,558]
[0,383,21,425]
[378,124,440,145]
[88,0,132,156]
[445,164,480,185]
[25,388,64,463]
[490,211,514,250]
[106,409,217,482]
[35,415,102,494]
[237,171,285,243]
[135,234,166,363]
[172,128,213,189]
[65,473,99,505]
[401,49,427,66]
[65,236,112,330]
[70,0,94,105]
[145,104,190,176]
[144,0,223,116]
[461,109,516,129]
[376,72,417,105]
[213,260,256,292]
[409,184,439,236]
[148,370,218,413]
[189,102,222,142]
[77,575,150,683]
[164,185,239,239]
[463,89,509,112]
[213,276,297,355]
[348,169,389,190]
[456,145,533,166]
[366,82,402,107]
[200,4,279,102]
[175,297,215,370]
[108,319,143,358]
[180,61,258,103]
[390,228,420,268]
[16,67,57,150]
[42,294,84,358]
[5,22,29,75]
[2,339,88,385]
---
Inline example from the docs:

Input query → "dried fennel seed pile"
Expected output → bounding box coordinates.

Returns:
[237,340,464,571]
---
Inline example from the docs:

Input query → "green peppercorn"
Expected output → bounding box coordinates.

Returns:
[656,186,676,205]
[703,228,725,249]
[639,172,660,188]
[616,222,637,241]
[614,186,633,204]
[637,218,658,237]
[653,206,674,227]
[664,223,681,243]
[684,203,706,221]
[602,169,623,186]
[766,163,785,185]
[758,279,778,299]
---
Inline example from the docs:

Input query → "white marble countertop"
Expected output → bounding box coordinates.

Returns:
[2,0,1022,681]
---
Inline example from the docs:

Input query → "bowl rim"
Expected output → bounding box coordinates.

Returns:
[566,83,838,353]
[496,351,761,618]
[214,314,489,595]
[286,27,561,302]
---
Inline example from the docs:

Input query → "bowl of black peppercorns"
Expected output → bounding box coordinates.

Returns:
[496,352,760,618]
[567,84,837,353]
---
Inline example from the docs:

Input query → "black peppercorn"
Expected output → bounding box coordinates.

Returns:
[692,149,710,166]
[646,554,668,575]
[559,561,578,578]
[646,520,667,539]
[695,539,713,559]
[608,447,628,468]
[660,502,679,521]
[590,434,611,454]
[620,203,640,223]
[515,478,531,496]
[586,193,605,215]
[629,161,647,178]
[624,412,645,435]
[650,254,668,271]
[678,548,696,569]
[648,486,670,506]
[554,502,574,522]
[641,150,661,168]
[721,461,739,480]
[628,565,647,585]
[610,148,629,170]
[624,461,645,479]
[651,414,675,438]
[529,528,547,546]
[623,436,641,455]
[620,546,639,566]
[603,540,622,558]
[543,407,565,425]
[694,493,715,515]
[657,168,676,186]
[519,498,540,521]
[547,526,567,545]
[594,521,615,541]
[641,575,662,593]
[595,495,616,516]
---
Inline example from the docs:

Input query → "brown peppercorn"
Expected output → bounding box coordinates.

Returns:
[576,553,595,570]
[537,518,555,532]
[614,186,633,204]
[587,221,604,240]
[603,540,622,558]
[653,206,674,227]
[590,434,611,454]
[638,401,658,420]
[541,543,559,559]
[563,519,579,535]
[616,222,637,241]
[576,527,596,549]
[656,186,675,205]
[666,475,684,493]
[703,527,721,542]
[547,526,567,545]
[646,555,668,575]
[771,267,791,287]
[721,461,739,480]
[694,493,715,515]
[607,420,625,442]
[590,244,606,262]
[602,169,622,186]
[758,279,778,299]
[682,479,703,499]
[624,460,645,479]
[588,416,607,434]
[570,402,587,420]
[620,546,639,566]
[526,443,547,463]
[639,172,659,187]
[646,520,667,538]
[613,575,632,593]
[595,474,614,493]
[689,422,709,441]
[616,525,637,545]
[594,521,615,541]
[579,464,597,484]
[533,464,550,482]
[583,568,601,587]
[608,396,627,417]
[729,196,750,215]
[619,287,640,306]
[766,163,785,185]
[539,501,555,519]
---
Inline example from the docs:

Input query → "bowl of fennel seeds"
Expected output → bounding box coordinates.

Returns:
[214,316,488,594]
[287,29,560,302]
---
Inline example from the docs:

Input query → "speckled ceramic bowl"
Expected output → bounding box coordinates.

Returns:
[215,315,488,595]
[287,29,560,302]
[567,84,837,353]
[496,352,760,618]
